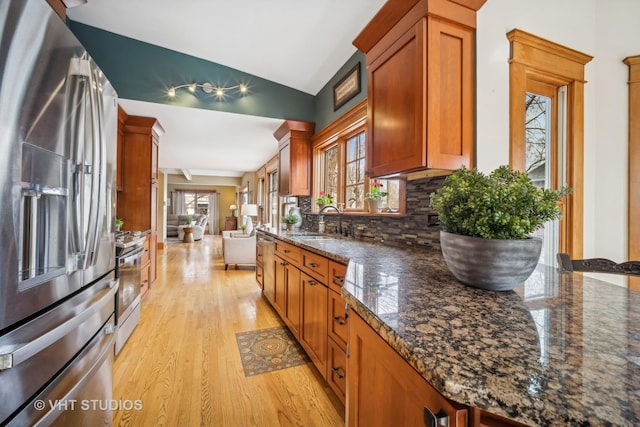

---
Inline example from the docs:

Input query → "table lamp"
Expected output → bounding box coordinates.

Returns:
[241,204,258,231]
[229,204,237,217]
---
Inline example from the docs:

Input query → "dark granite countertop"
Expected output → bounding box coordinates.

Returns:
[259,229,640,426]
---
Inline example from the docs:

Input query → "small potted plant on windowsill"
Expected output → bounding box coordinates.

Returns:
[364,180,387,213]
[316,191,333,210]
[429,165,570,291]
[283,213,300,232]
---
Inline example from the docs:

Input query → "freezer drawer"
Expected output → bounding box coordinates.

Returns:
[6,314,116,427]
[0,274,117,424]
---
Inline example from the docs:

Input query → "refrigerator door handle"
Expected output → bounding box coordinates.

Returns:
[83,62,105,268]
[66,59,90,270]
[0,280,117,371]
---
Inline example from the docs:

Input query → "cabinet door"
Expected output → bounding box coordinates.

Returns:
[300,272,328,378]
[284,265,301,338]
[328,289,348,350]
[347,310,468,427]
[426,17,474,170]
[367,19,426,177]
[278,140,291,195]
[273,256,287,318]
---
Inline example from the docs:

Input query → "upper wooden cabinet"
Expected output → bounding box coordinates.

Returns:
[354,0,486,177]
[274,120,315,196]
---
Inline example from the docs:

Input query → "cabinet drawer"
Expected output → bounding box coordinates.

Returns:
[300,249,329,283]
[327,337,347,405]
[275,241,300,266]
[328,289,347,350]
[328,261,347,294]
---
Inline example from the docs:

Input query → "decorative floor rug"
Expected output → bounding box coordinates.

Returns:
[236,326,310,376]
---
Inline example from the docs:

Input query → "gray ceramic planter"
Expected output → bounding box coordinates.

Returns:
[440,230,542,291]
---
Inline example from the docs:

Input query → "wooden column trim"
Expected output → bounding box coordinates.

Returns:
[624,55,640,290]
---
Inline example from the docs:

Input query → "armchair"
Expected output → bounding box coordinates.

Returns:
[223,234,256,270]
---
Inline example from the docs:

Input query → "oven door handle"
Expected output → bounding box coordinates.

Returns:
[119,246,145,260]
[0,282,117,370]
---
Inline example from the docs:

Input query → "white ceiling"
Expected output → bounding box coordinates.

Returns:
[67,0,386,178]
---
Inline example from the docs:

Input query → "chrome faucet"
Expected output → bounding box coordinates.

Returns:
[319,205,342,234]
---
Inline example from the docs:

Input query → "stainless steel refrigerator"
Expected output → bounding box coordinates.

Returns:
[0,0,118,425]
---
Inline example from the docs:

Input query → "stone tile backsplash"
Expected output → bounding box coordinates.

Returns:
[299,175,446,249]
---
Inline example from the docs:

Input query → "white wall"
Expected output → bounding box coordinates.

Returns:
[476,0,640,285]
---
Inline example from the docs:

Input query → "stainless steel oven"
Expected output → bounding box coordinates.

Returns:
[115,236,145,355]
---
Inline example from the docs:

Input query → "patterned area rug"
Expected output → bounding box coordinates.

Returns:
[236,326,310,376]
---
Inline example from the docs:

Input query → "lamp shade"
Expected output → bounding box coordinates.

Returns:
[229,204,237,211]
[241,204,258,216]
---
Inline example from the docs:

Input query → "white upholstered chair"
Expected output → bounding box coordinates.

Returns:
[222,233,256,270]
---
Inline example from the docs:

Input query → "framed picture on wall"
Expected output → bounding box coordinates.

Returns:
[333,63,361,111]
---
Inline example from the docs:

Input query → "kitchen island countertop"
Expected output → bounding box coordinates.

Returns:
[261,229,640,426]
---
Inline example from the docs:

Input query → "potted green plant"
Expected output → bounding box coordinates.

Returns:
[429,165,570,291]
[239,224,247,234]
[283,213,300,231]
[184,215,193,225]
[115,218,124,231]
[316,191,333,210]
[364,179,387,213]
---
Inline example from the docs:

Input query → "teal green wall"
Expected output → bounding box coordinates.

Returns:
[69,21,316,121]
[314,51,367,132]
[68,22,366,128]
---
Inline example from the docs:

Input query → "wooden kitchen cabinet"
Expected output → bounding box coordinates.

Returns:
[354,0,484,177]
[117,113,164,289]
[347,309,468,427]
[300,271,328,379]
[273,120,315,196]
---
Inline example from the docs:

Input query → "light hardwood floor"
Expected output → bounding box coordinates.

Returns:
[112,235,345,426]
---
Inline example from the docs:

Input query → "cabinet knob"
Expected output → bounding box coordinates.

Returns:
[331,366,345,379]
[333,275,344,285]
[333,315,346,325]
[307,279,317,286]
[309,262,319,268]
[280,261,287,266]
[283,249,290,253]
